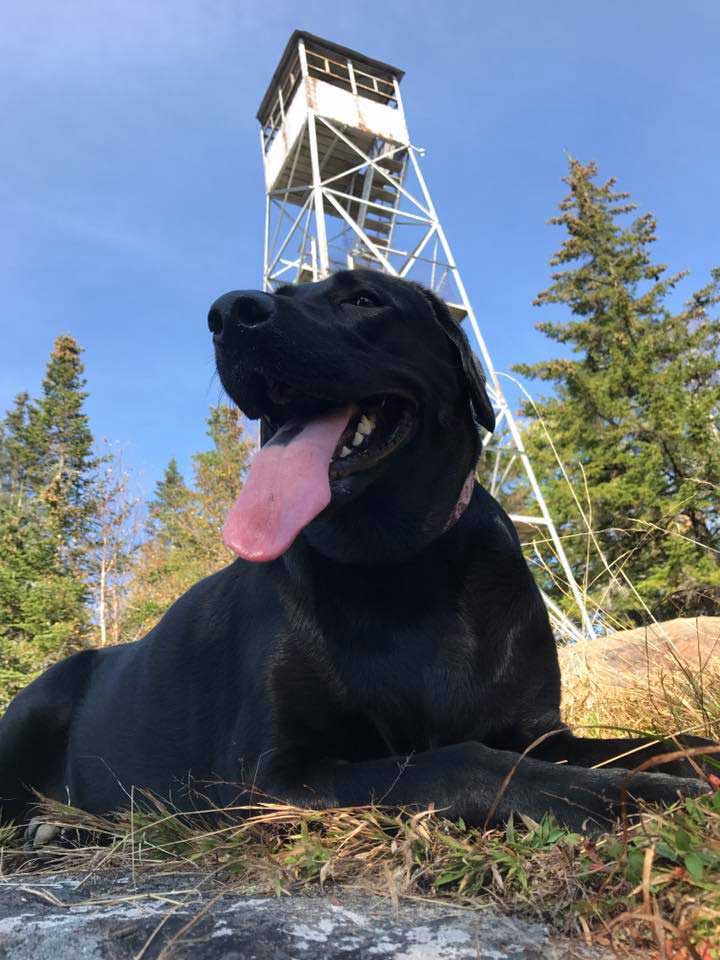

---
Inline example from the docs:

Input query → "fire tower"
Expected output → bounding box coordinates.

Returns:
[256,31,592,639]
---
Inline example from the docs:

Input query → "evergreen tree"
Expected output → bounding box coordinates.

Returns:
[29,335,98,569]
[0,495,84,705]
[516,159,720,623]
[0,337,98,705]
[120,406,253,641]
[147,457,192,549]
[0,393,34,494]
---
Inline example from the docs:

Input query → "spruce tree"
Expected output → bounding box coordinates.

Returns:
[148,458,192,549]
[0,494,84,705]
[29,335,98,568]
[516,159,720,623]
[0,337,98,704]
[0,394,34,494]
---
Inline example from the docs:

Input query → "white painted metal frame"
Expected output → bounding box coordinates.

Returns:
[258,37,593,639]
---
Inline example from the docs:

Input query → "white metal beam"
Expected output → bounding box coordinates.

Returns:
[258,39,593,638]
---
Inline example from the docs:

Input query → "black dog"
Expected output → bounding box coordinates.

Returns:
[0,270,713,837]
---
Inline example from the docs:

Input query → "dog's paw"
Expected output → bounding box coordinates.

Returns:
[627,769,711,803]
[648,735,720,779]
[562,769,711,833]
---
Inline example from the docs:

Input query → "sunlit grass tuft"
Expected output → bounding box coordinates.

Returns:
[2,787,719,957]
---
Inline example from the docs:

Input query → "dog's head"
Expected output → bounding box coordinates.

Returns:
[208,270,494,564]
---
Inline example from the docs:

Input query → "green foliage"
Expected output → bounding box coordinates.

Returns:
[0,362,252,697]
[119,405,253,641]
[0,337,98,707]
[0,496,85,703]
[147,457,192,549]
[12,788,720,956]
[515,159,720,623]
[26,336,99,562]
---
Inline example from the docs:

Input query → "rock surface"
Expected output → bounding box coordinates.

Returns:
[559,615,720,684]
[0,872,611,959]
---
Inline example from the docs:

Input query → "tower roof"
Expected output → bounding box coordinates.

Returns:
[256,30,405,122]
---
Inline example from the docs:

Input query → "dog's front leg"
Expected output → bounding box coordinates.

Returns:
[275,741,710,832]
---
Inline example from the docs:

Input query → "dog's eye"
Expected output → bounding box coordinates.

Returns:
[344,293,379,308]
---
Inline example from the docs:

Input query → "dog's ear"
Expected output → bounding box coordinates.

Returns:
[415,285,495,434]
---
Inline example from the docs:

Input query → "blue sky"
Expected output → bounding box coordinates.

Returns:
[1,0,718,498]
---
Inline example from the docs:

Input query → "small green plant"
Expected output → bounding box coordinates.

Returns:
[3,784,718,957]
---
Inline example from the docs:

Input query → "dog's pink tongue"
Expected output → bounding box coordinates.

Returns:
[223,406,354,562]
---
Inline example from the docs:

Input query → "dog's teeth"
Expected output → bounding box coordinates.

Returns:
[340,446,352,458]
[352,431,364,447]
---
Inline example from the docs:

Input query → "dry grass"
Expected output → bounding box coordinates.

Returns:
[560,645,720,744]
[1,785,719,958]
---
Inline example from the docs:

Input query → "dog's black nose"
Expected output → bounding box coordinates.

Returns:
[207,291,274,342]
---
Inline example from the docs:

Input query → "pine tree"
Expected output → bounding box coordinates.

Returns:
[120,406,253,641]
[148,457,192,549]
[0,337,99,704]
[0,394,34,495]
[0,494,85,705]
[29,336,98,569]
[515,159,720,623]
